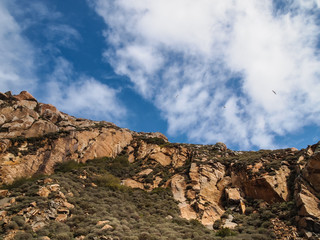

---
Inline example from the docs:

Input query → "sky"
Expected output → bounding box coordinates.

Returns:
[0,0,320,151]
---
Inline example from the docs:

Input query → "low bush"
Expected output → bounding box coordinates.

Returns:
[215,227,236,237]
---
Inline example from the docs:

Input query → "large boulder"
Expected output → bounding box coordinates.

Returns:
[13,91,37,102]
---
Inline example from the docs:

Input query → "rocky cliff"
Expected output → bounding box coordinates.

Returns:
[1,91,320,239]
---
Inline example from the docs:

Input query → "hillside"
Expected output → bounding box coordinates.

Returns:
[1,91,320,239]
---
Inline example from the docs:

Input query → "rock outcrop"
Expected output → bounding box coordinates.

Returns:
[0,91,134,184]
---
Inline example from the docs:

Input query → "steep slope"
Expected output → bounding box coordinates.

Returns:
[1,91,320,239]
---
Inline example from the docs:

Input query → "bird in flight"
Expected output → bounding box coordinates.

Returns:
[272,90,277,95]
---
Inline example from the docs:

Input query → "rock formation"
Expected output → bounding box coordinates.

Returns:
[1,91,320,239]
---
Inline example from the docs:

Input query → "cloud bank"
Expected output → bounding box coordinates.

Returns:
[45,57,126,121]
[92,0,320,149]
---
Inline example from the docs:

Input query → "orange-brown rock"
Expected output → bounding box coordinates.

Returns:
[55,214,68,222]
[122,179,144,189]
[232,164,290,204]
[303,153,320,192]
[13,91,37,102]
[225,188,241,204]
[149,152,171,166]
[296,183,320,219]
[38,187,50,198]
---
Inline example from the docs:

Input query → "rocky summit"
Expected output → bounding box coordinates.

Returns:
[0,91,320,240]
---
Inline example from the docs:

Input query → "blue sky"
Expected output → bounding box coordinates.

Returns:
[1,0,320,150]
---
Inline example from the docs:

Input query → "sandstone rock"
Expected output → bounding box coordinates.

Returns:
[223,215,238,229]
[0,210,7,221]
[39,237,51,240]
[75,236,85,240]
[122,179,144,190]
[307,147,314,156]
[101,224,113,230]
[171,174,186,202]
[252,162,263,173]
[240,200,246,214]
[187,190,196,199]
[13,91,37,102]
[0,114,6,125]
[25,120,59,138]
[9,197,15,204]
[55,214,68,222]
[127,146,134,153]
[38,187,50,197]
[97,220,110,226]
[38,103,62,123]
[189,163,200,190]
[63,202,74,209]
[298,155,305,164]
[179,202,197,220]
[43,178,54,184]
[0,198,12,208]
[296,183,320,219]
[149,152,171,166]
[225,188,241,204]
[138,169,153,176]
[16,100,37,110]
[263,165,290,201]
[49,184,60,192]
[2,116,34,131]
[201,205,224,228]
[128,153,135,163]
[136,141,159,160]
[67,192,74,197]
[303,153,320,192]
[79,128,133,160]
[235,164,290,204]
[199,163,225,205]
[213,142,227,152]
[0,190,9,197]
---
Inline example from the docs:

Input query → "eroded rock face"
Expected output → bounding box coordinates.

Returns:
[295,143,320,233]
[231,164,290,204]
[0,91,133,184]
[2,90,320,236]
[303,152,320,192]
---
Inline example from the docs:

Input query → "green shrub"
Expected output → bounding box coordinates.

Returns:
[55,232,73,240]
[14,231,33,240]
[213,219,221,229]
[55,160,83,172]
[5,221,19,230]
[215,227,236,237]
[93,173,121,189]
[11,216,25,228]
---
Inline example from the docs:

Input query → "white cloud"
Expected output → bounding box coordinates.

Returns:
[45,58,126,121]
[46,24,81,49]
[91,0,320,149]
[0,0,37,92]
